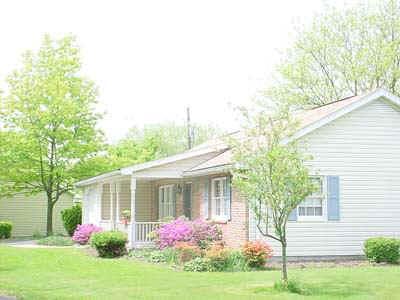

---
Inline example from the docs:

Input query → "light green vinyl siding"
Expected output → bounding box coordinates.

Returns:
[0,193,73,237]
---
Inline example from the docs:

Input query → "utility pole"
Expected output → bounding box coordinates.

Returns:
[186,107,193,149]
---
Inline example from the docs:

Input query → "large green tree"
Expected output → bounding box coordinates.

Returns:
[89,122,222,173]
[230,105,314,284]
[0,35,104,235]
[269,0,400,106]
[122,122,221,158]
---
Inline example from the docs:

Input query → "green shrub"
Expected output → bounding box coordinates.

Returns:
[37,235,73,246]
[161,248,179,264]
[183,248,250,272]
[364,237,400,263]
[0,221,12,239]
[146,250,167,263]
[32,230,45,239]
[183,257,210,272]
[90,231,127,258]
[226,250,250,272]
[61,205,82,236]
[274,279,306,295]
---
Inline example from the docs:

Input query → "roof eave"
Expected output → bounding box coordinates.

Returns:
[75,170,122,187]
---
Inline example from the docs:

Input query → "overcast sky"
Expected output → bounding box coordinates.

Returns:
[0,0,357,142]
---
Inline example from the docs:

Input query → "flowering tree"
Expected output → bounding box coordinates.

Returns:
[230,106,314,284]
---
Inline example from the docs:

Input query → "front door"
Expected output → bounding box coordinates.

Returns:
[183,183,192,219]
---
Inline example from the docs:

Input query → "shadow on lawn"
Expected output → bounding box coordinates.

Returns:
[252,280,369,298]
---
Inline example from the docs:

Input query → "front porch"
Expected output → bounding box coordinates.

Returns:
[83,175,196,248]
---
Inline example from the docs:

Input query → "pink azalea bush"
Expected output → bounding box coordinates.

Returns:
[154,217,221,249]
[72,224,103,245]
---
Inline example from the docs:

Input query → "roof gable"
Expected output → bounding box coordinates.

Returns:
[77,88,400,186]
[186,88,400,174]
[288,88,400,142]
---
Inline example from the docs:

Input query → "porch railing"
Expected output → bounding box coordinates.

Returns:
[134,222,162,243]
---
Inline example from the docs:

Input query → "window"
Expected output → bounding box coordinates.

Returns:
[211,177,228,219]
[298,177,325,218]
[159,185,175,219]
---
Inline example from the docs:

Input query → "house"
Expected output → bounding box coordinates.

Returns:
[76,88,400,258]
[0,193,73,237]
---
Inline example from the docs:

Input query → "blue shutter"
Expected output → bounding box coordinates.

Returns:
[327,176,340,221]
[288,208,297,221]
[203,179,210,219]
[225,176,232,220]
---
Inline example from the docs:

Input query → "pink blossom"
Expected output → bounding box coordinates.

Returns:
[154,217,221,249]
[72,224,103,245]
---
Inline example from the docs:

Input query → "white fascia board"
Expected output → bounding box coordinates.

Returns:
[120,146,227,175]
[183,164,232,177]
[75,170,122,187]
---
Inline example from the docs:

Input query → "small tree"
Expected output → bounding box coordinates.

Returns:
[230,105,314,283]
[0,35,104,235]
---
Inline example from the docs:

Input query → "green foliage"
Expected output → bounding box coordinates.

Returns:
[3,246,400,299]
[225,250,250,272]
[364,237,400,264]
[32,230,45,240]
[183,250,249,272]
[269,0,400,106]
[183,257,211,272]
[148,251,167,263]
[0,221,12,239]
[134,248,184,265]
[230,105,314,281]
[93,122,222,173]
[90,231,127,258]
[274,279,307,295]
[123,123,221,159]
[61,205,82,236]
[0,35,104,235]
[36,235,73,246]
[204,244,229,271]
[160,248,180,264]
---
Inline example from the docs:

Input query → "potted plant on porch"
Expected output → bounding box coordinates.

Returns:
[122,210,131,226]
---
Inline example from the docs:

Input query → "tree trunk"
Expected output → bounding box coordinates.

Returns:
[46,199,54,236]
[281,241,288,283]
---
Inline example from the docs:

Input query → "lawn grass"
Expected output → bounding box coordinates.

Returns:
[36,235,73,246]
[0,246,399,300]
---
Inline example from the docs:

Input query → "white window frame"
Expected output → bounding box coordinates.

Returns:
[211,177,228,221]
[159,185,175,219]
[297,176,326,221]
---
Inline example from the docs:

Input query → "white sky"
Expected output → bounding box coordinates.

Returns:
[0,0,357,142]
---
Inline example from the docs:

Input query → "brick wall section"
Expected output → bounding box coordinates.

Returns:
[219,188,248,248]
[191,174,249,249]
[191,178,203,219]
[149,175,249,248]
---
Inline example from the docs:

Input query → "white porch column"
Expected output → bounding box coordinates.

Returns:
[110,182,115,230]
[116,182,120,224]
[130,177,137,248]
[96,184,102,224]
